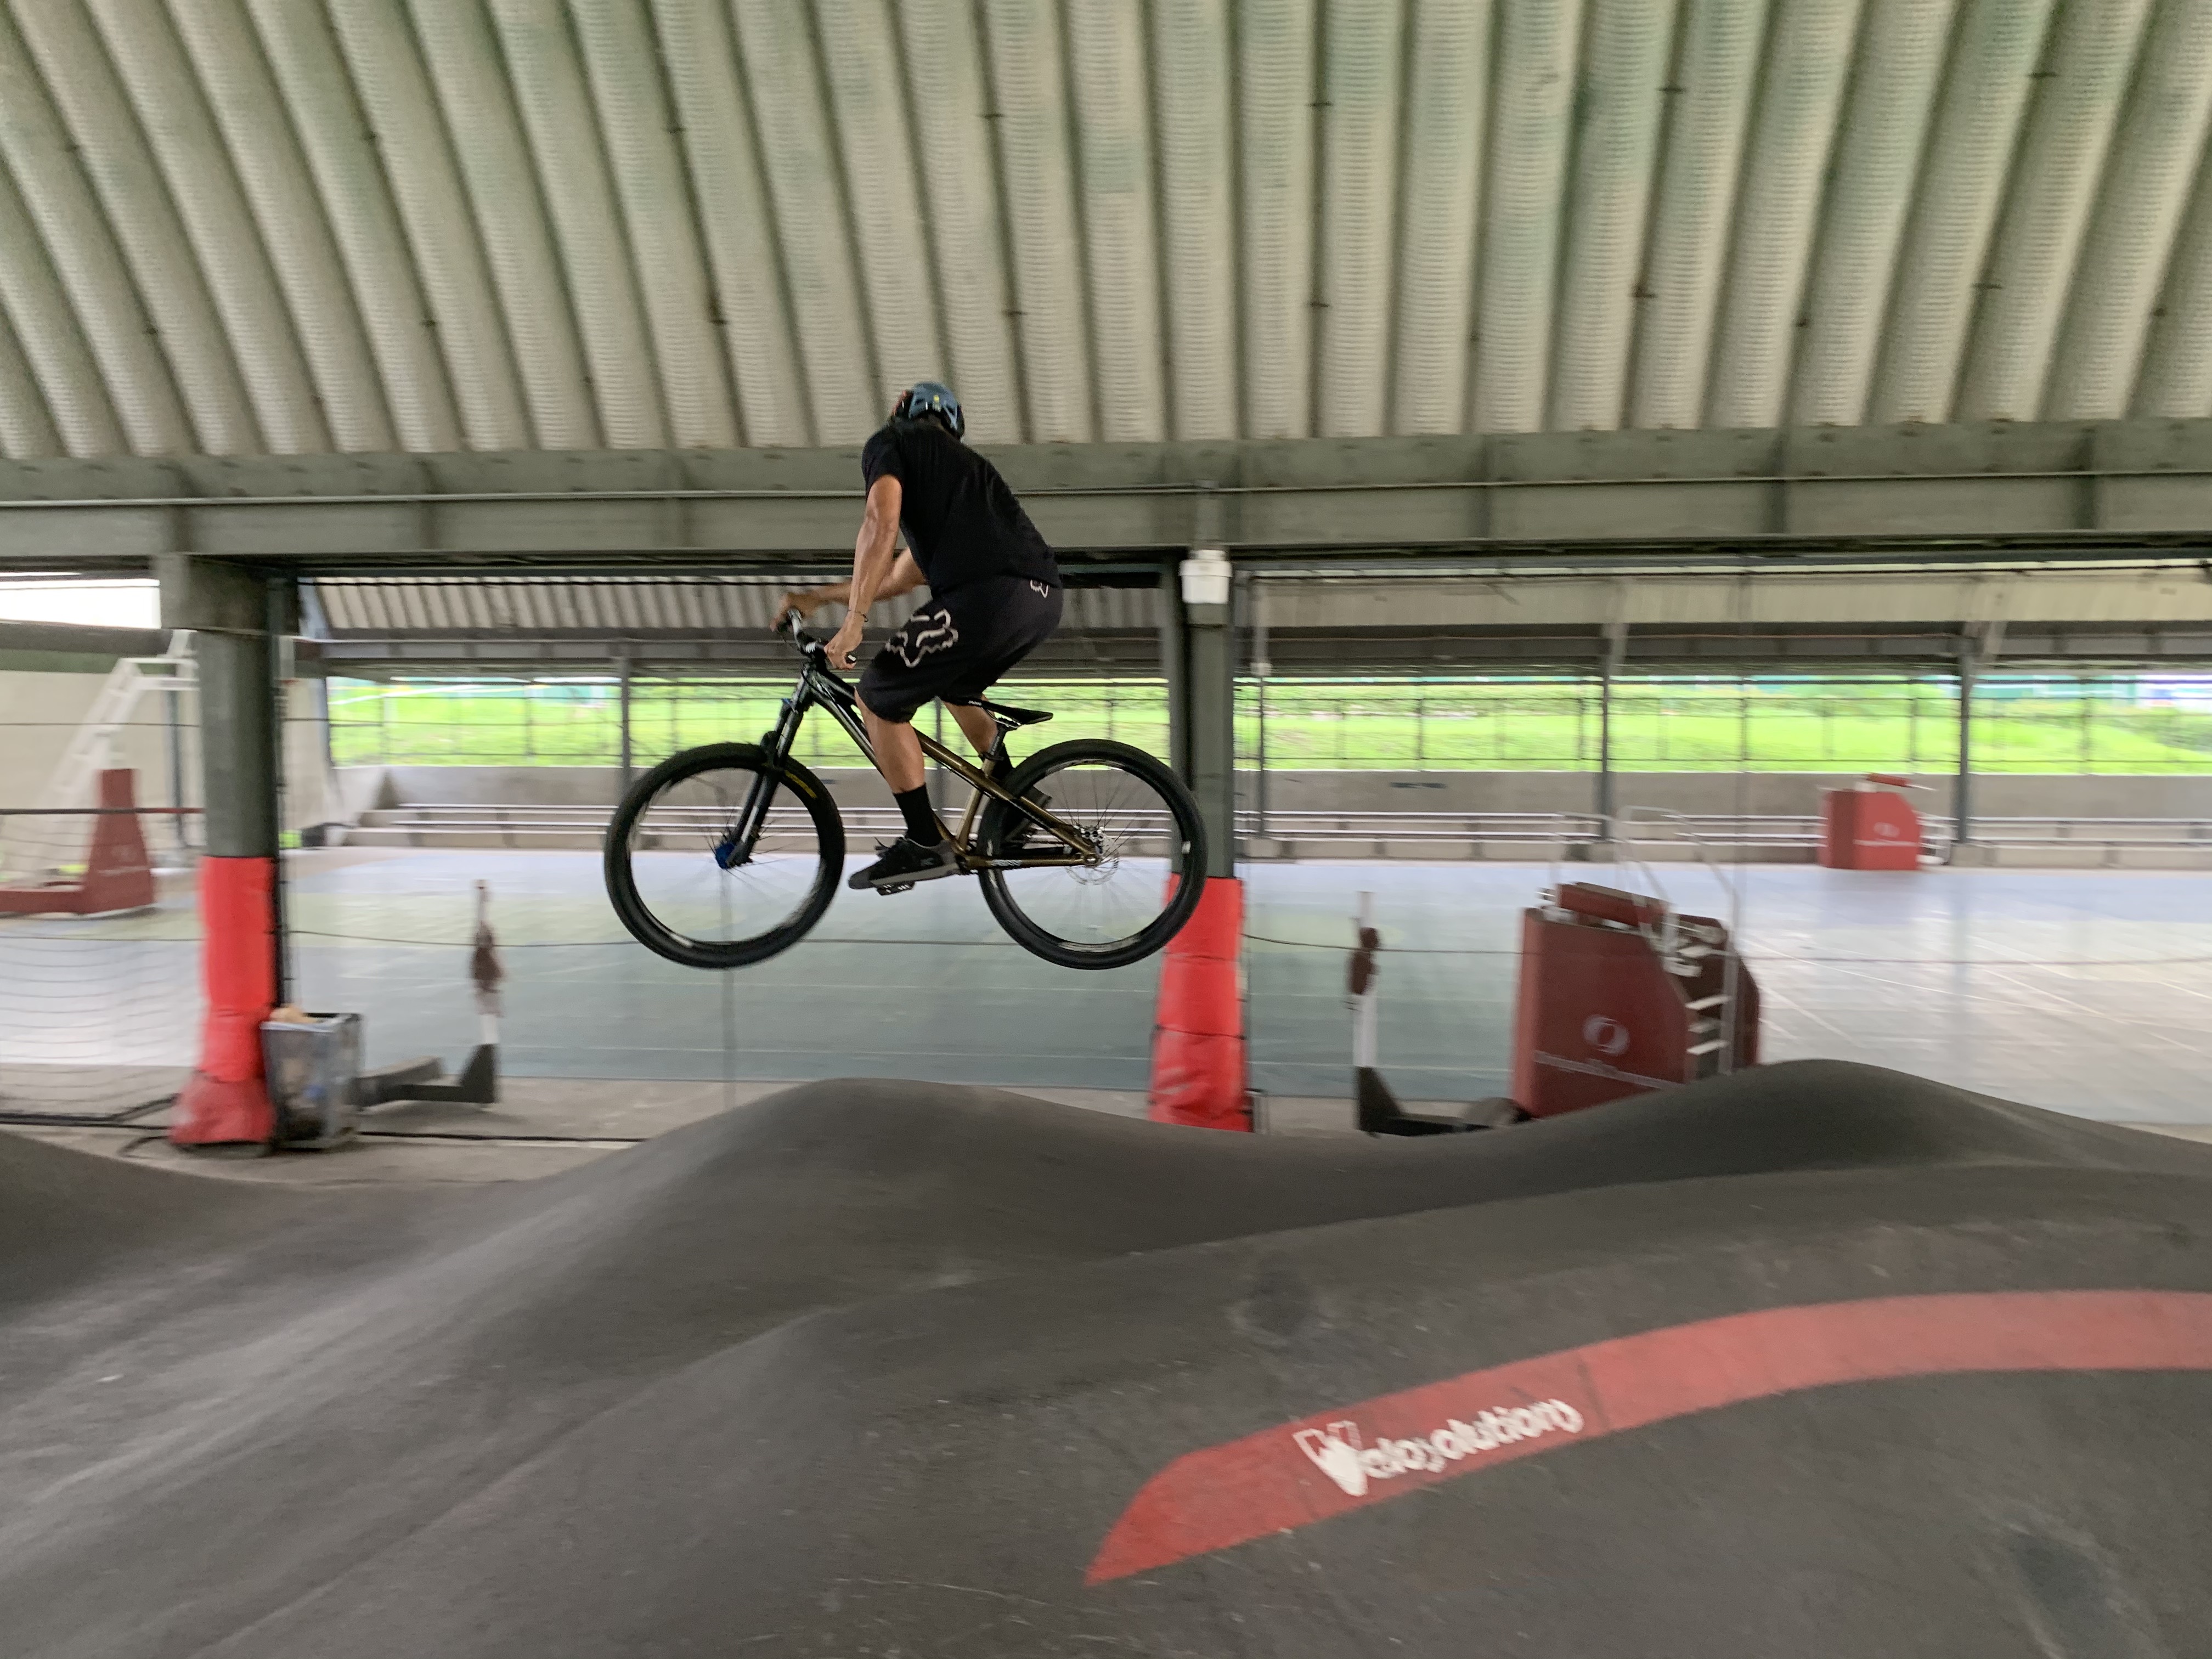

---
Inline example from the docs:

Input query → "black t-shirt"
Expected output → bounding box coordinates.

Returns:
[860,419,1059,595]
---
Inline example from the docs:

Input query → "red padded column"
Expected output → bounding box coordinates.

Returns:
[170,855,278,1147]
[1148,876,1249,1131]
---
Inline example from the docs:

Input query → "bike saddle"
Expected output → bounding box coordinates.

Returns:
[973,698,1052,728]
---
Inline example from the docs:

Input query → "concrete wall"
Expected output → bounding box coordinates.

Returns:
[340,764,2212,821]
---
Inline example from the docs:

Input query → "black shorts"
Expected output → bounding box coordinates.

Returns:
[858,575,1063,724]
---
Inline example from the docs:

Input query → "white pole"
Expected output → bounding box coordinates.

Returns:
[1352,890,1379,1070]
[472,879,501,1046]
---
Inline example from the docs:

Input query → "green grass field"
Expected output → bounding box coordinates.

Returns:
[328,679,2212,774]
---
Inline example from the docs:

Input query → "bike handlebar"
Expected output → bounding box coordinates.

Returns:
[776,609,839,670]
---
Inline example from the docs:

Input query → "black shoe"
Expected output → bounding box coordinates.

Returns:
[848,836,958,891]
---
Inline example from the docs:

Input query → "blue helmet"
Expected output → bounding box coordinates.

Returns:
[899,380,963,438]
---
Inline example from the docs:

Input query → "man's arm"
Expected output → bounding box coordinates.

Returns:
[828,475,903,668]
[778,545,923,625]
[782,475,918,668]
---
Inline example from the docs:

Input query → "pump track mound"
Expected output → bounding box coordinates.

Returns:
[2,1058,2209,1658]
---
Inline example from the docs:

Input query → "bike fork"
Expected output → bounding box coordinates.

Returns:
[718,696,804,868]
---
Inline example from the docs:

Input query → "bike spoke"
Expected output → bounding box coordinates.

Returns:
[625,769,824,948]
[992,757,1188,950]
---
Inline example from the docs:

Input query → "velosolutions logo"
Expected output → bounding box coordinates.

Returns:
[1293,1399,1586,1497]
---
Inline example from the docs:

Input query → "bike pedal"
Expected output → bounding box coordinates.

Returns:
[874,881,916,896]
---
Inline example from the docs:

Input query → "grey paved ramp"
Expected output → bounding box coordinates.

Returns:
[3,1062,2210,1657]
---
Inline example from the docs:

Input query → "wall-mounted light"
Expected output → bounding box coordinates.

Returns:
[1180,548,1231,608]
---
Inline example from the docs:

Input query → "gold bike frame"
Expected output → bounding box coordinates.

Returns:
[912,726,1095,872]
[763,634,1096,873]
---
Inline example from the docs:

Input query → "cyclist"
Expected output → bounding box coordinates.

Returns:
[778,381,1063,891]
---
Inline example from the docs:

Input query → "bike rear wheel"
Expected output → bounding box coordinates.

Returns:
[976,739,1207,969]
[603,743,843,969]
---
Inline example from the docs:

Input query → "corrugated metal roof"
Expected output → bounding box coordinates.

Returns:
[315,575,912,635]
[312,574,1164,636]
[313,566,2212,646]
[4,2,2210,464]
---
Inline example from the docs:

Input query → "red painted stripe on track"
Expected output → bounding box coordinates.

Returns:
[1085,1289,2212,1584]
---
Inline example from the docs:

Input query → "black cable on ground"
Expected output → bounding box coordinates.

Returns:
[285,929,1022,949]
[354,1128,647,1147]
[285,923,2212,969]
[0,1096,173,1128]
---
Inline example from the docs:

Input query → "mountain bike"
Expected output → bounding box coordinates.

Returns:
[603,617,1207,970]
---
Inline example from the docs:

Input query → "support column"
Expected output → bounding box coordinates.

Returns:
[1158,566,1188,780]
[165,672,189,853]
[1952,596,2007,862]
[1150,537,1249,1131]
[160,556,287,1148]
[1593,611,1628,853]
[1249,576,1270,843]
[1955,653,1976,851]
[1595,670,1615,827]
[1183,561,1237,877]
[616,650,634,789]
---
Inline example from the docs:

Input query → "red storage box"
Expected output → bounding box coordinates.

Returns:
[1819,783,1922,871]
[1509,885,1759,1119]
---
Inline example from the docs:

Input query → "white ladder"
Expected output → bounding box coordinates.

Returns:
[33,631,196,810]
[2,632,195,877]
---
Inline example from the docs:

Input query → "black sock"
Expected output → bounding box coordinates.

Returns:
[893,785,945,845]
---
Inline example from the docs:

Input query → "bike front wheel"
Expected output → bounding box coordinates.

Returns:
[603,743,843,969]
[975,739,1207,969]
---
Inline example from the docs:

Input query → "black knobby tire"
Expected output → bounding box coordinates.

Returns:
[603,743,843,970]
[976,738,1207,969]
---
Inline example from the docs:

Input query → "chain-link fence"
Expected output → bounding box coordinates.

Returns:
[0,650,202,1122]
[329,675,1176,771]
[327,672,2212,777]
[1235,674,2212,774]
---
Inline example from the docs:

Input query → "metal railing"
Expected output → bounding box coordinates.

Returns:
[1953,815,2212,847]
[1240,810,1605,847]
[332,801,2212,860]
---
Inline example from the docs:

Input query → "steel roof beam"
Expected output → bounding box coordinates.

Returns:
[5,417,2212,574]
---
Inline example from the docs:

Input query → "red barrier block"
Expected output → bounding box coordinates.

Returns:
[1148,876,1249,1132]
[171,855,278,1148]
[80,769,156,911]
[1509,898,1759,1119]
[0,769,156,915]
[1819,787,1922,871]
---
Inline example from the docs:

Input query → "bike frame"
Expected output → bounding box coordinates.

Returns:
[725,630,1096,872]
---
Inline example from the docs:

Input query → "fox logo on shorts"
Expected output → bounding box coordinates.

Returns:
[893,607,961,668]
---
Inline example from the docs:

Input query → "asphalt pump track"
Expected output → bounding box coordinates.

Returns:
[3,1059,2209,1657]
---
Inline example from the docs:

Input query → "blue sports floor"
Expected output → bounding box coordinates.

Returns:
[247,849,2212,1123]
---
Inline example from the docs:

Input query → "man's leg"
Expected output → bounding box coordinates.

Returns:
[946,701,1000,764]
[945,696,1054,853]
[860,698,943,844]
[861,703,927,793]
[848,694,957,889]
